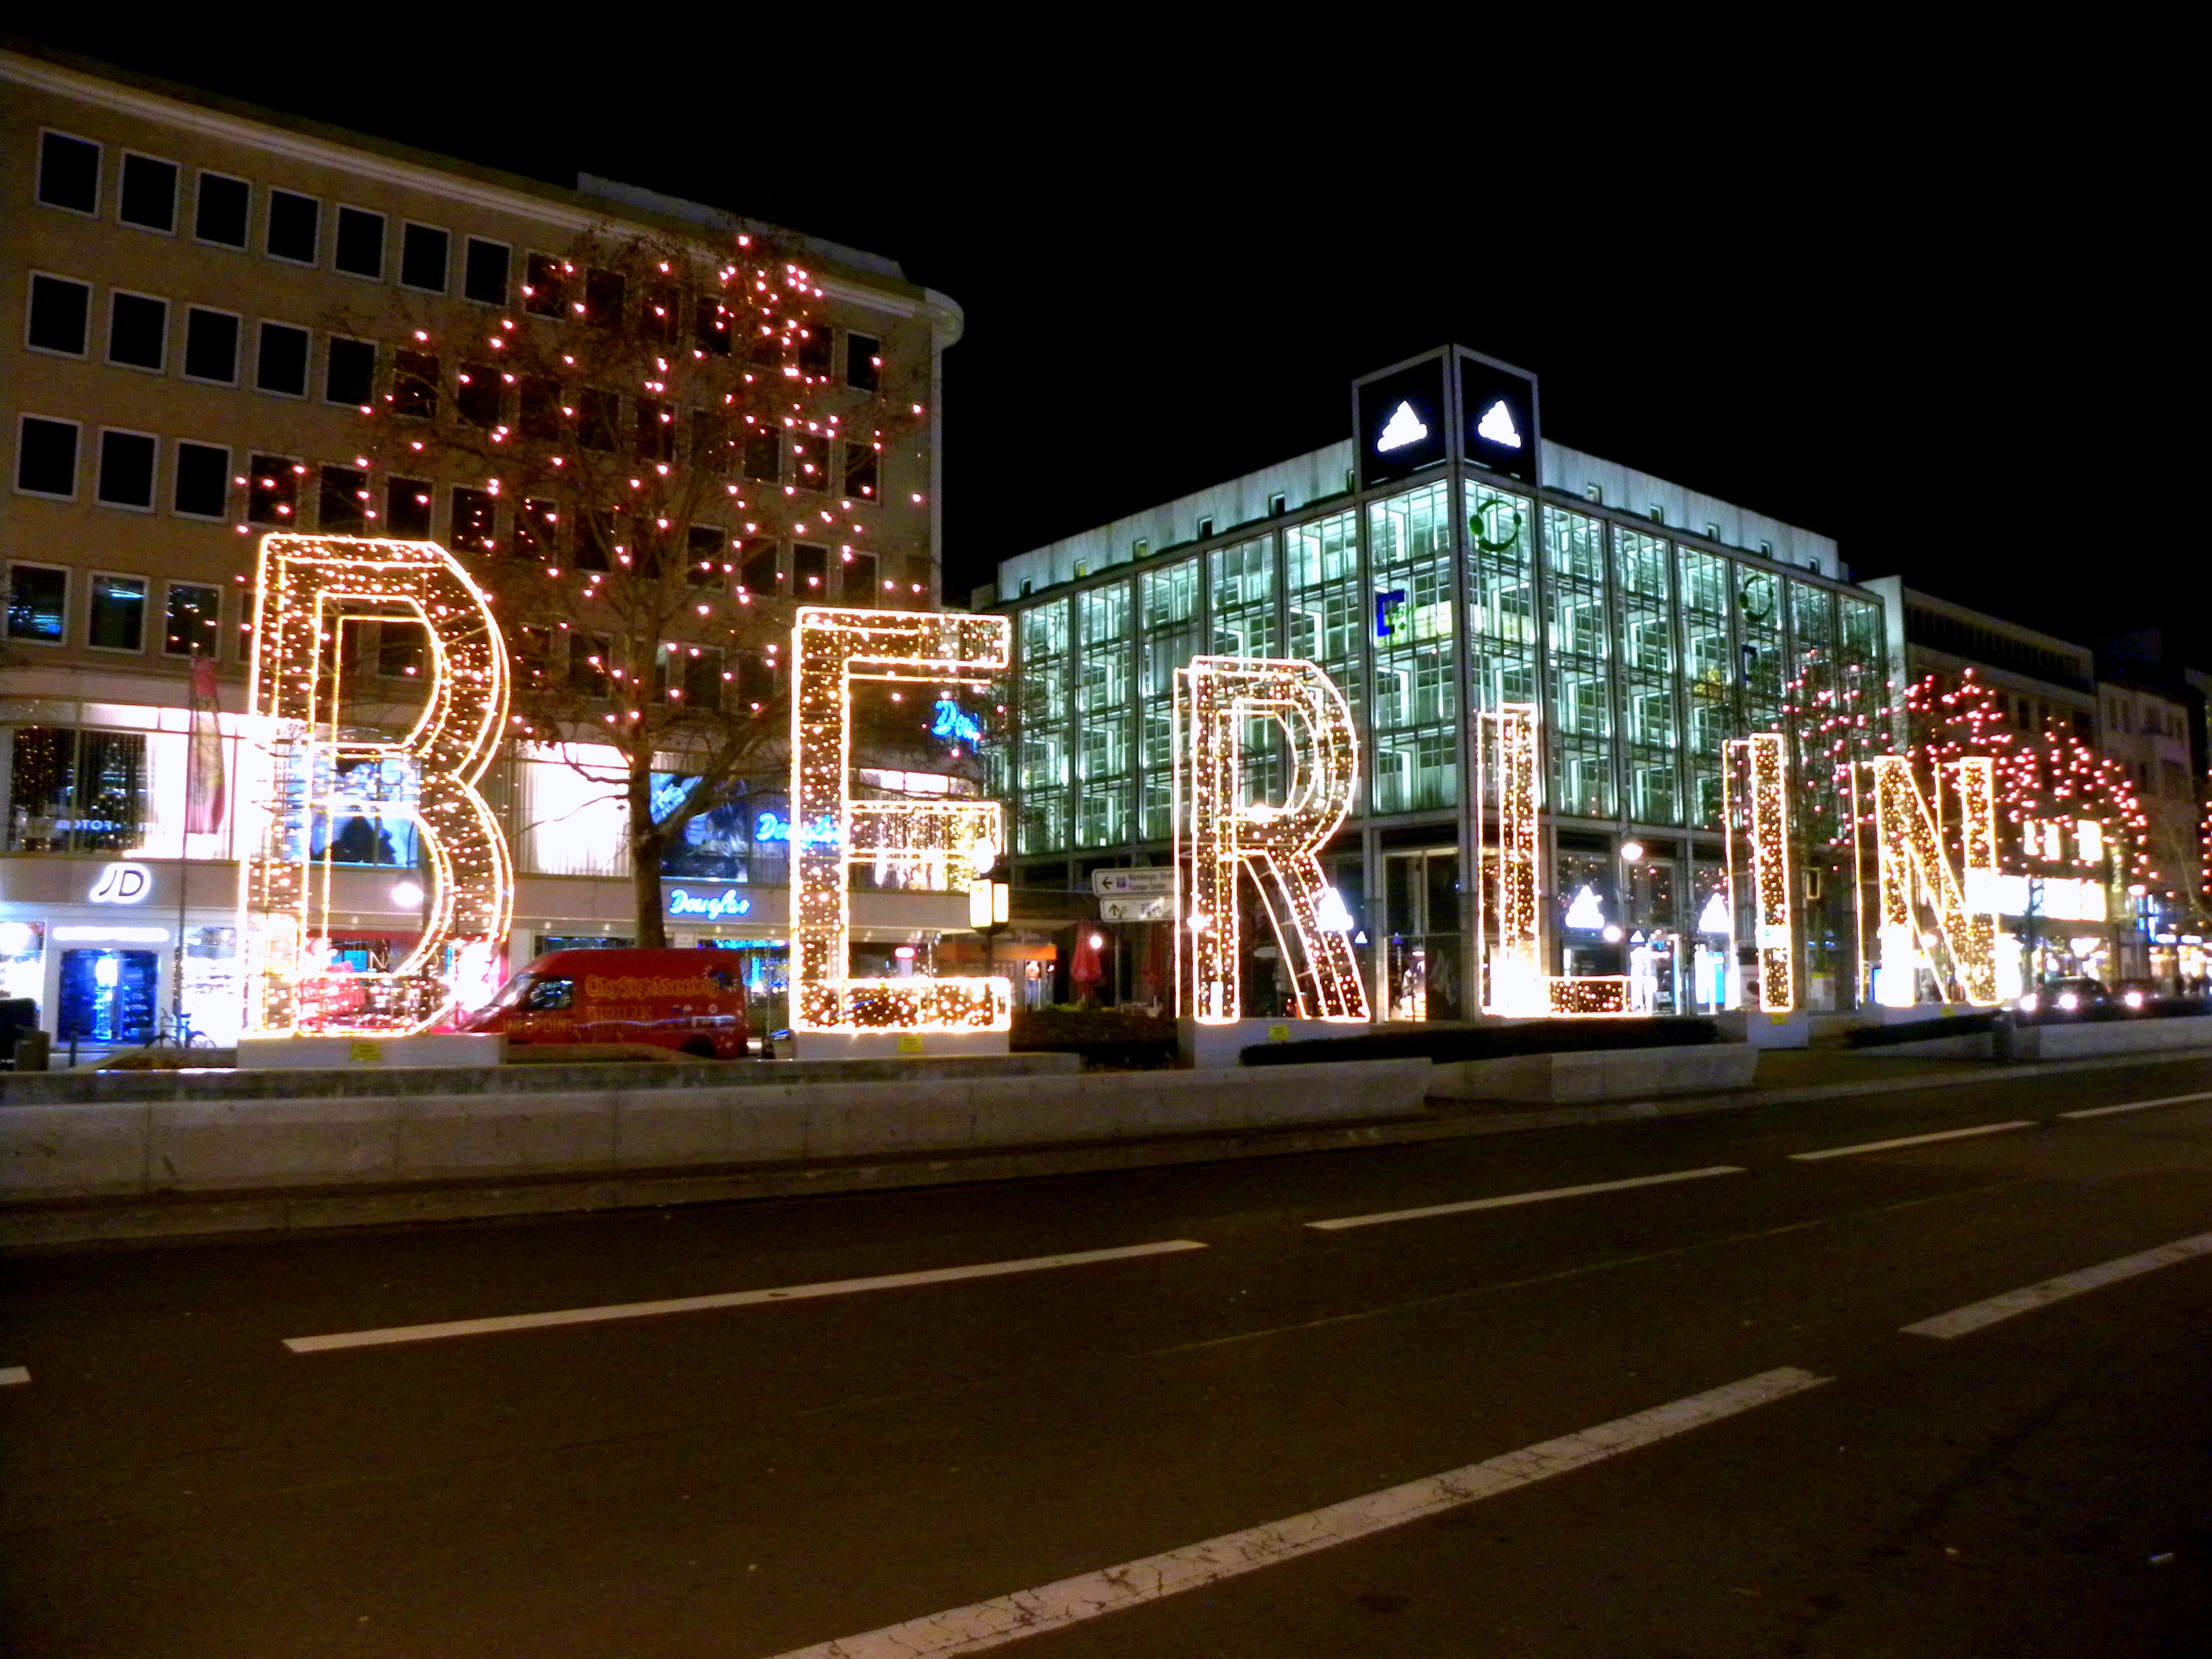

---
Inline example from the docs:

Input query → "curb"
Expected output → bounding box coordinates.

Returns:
[5,1047,2209,1251]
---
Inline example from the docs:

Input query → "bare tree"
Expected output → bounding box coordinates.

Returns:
[333,223,922,945]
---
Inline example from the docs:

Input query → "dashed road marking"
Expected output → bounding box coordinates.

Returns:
[2058,1091,2212,1120]
[1789,1121,2035,1161]
[283,1239,1208,1354]
[1902,1231,2212,1338]
[1307,1166,1745,1231]
[764,1366,1829,1657]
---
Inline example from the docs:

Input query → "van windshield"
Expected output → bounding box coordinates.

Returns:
[521,977,575,1012]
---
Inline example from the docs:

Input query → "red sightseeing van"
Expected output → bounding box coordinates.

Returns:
[460,948,751,1059]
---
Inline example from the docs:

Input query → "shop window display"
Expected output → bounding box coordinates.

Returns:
[7,726,148,852]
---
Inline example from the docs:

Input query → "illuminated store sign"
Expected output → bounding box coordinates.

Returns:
[1474,400,1523,449]
[1457,353,1539,485]
[667,887,753,922]
[1374,588,1408,641]
[1375,402,1428,453]
[754,810,841,849]
[1174,655,1368,1024]
[928,697,984,746]
[1355,358,1448,487]
[238,535,512,1037]
[790,608,1011,1035]
[88,863,153,905]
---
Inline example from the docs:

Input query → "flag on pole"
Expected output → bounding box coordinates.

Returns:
[186,655,226,836]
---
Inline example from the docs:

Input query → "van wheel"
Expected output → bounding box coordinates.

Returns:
[678,1038,716,1060]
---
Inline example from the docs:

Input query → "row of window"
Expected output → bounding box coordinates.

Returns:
[4,562,221,657]
[36,127,513,299]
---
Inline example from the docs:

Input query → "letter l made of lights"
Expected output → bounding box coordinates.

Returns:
[790,608,1012,1033]
[1172,656,1368,1024]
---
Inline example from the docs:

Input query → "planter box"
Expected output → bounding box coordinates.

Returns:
[1427,1043,1757,1103]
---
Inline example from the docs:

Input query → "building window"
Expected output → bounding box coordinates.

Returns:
[1648,504,1666,524]
[16,417,80,499]
[793,543,829,594]
[520,377,565,444]
[1369,484,1459,814]
[686,526,726,587]
[582,268,625,327]
[182,307,240,383]
[797,325,833,379]
[1542,505,1615,820]
[464,237,510,305]
[247,455,300,525]
[1757,539,1774,557]
[7,726,149,853]
[846,332,880,390]
[7,563,69,644]
[457,362,505,431]
[791,432,829,490]
[256,321,310,397]
[842,550,877,605]
[392,349,439,420]
[578,388,619,451]
[1464,484,1537,718]
[265,189,320,265]
[635,397,675,460]
[194,172,250,248]
[164,583,222,658]
[1267,493,1286,516]
[400,223,449,293]
[1195,516,1214,540]
[523,252,565,316]
[1074,580,1133,848]
[515,498,559,560]
[571,634,611,698]
[1131,538,1149,560]
[319,465,367,533]
[325,337,376,407]
[741,542,780,594]
[107,292,168,371]
[844,442,878,501]
[96,430,158,511]
[172,443,229,520]
[742,422,780,483]
[695,297,732,355]
[575,512,613,571]
[451,487,496,552]
[117,153,178,233]
[1584,483,1603,504]
[88,574,147,651]
[385,476,433,538]
[26,273,91,357]
[1703,521,1721,540]
[334,206,385,279]
[1018,598,1073,853]
[38,131,101,215]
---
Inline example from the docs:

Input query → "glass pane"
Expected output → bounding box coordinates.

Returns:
[1613,526,1679,827]
[1138,561,1201,841]
[1017,599,1071,854]
[1543,507,1614,818]
[1368,483,1456,814]
[1075,581,1133,848]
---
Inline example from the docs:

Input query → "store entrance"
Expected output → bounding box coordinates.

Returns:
[58,948,159,1046]
[1382,849,1463,1021]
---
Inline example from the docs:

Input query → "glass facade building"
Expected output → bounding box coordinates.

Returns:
[991,346,1893,1017]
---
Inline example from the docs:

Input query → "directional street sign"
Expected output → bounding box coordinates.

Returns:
[1099,895,1175,923]
[1093,868,1178,897]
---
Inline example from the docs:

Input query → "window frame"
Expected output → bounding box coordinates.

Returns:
[116,150,181,235]
[324,335,378,408]
[192,169,252,249]
[332,203,388,282]
[15,415,82,501]
[264,187,321,266]
[24,271,93,359]
[522,249,566,318]
[181,304,243,386]
[462,236,511,306]
[254,319,313,400]
[398,220,451,294]
[36,129,102,217]
[105,288,170,373]
[246,453,304,527]
[844,331,882,391]
[162,580,225,660]
[170,439,232,521]
[7,560,72,646]
[86,571,151,653]
[94,428,161,513]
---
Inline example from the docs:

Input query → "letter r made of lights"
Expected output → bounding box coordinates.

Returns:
[1173,655,1368,1025]
[239,535,512,1037]
[791,607,1012,1034]
[1722,733,1796,1013]
[1868,754,1999,1006]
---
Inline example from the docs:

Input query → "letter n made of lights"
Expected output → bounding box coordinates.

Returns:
[238,536,512,1036]
[791,607,1012,1034]
[1865,753,2000,1006]
[1722,732,1796,1012]
[1172,656,1368,1024]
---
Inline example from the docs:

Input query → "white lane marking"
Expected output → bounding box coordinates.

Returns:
[1307,1166,1745,1232]
[767,1366,1829,1658]
[2059,1091,2212,1120]
[1789,1121,2036,1161]
[0,1366,27,1387]
[1902,1231,2212,1339]
[284,1239,1207,1354]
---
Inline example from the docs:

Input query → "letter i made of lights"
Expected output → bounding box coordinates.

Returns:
[1722,733,1796,1013]
[1171,655,1368,1024]
[237,535,512,1037]
[790,607,1012,1033]
[1866,754,1999,1006]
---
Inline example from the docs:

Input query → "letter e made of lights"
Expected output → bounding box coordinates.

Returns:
[1172,655,1368,1024]
[790,608,1012,1034]
[237,535,512,1037]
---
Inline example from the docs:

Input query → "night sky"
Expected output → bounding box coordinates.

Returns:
[21,32,2190,668]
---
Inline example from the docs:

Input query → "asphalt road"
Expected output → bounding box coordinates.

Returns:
[4,1057,2211,1658]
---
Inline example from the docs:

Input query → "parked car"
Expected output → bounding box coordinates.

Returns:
[2110,978,2161,1012]
[459,948,751,1059]
[2017,976,2111,1017]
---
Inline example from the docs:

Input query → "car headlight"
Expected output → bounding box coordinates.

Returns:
[2124,990,2145,1008]
[2017,995,2039,1012]
[2057,992,2079,1010]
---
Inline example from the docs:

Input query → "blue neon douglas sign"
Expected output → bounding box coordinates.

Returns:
[754,810,841,849]
[666,886,753,921]
[930,697,983,745]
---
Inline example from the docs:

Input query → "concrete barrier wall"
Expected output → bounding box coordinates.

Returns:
[2028,1016,2212,1060]
[1426,1044,1757,1104]
[0,1058,1433,1202]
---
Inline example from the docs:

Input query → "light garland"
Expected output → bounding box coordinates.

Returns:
[791,607,1011,1032]
[238,535,512,1036]
[1172,656,1367,1024]
[1475,703,1542,1015]
[1722,733,1796,1012]
[1869,753,1999,1006]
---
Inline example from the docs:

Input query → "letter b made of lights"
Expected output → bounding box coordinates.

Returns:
[239,536,512,1036]
[791,608,1012,1034]
[1172,656,1368,1024]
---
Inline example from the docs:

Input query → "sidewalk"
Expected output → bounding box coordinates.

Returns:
[4,1046,2208,1250]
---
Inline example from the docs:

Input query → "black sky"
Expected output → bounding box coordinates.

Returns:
[21,31,2193,667]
